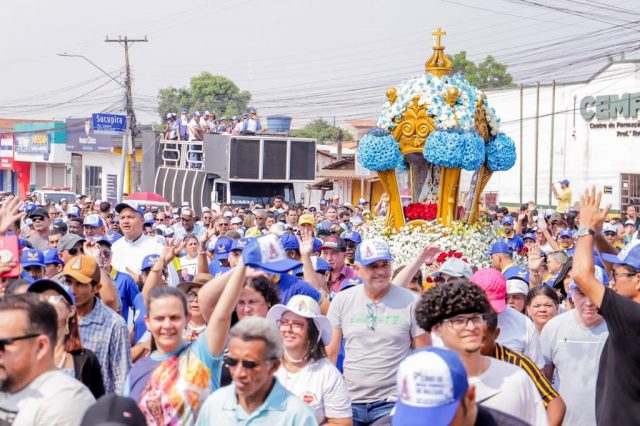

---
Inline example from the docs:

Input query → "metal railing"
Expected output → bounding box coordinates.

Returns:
[159,138,204,169]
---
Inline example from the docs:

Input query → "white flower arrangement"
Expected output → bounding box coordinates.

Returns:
[377,73,484,132]
[482,99,500,136]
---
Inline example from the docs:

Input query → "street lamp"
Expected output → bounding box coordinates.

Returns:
[57,53,125,88]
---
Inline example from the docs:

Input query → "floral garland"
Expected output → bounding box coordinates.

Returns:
[357,128,403,171]
[403,203,438,221]
[482,99,500,136]
[423,130,485,170]
[486,133,516,172]
[360,217,528,271]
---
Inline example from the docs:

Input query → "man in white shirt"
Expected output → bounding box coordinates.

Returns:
[541,274,609,426]
[110,201,164,278]
[472,268,545,368]
[0,293,95,425]
[415,279,549,426]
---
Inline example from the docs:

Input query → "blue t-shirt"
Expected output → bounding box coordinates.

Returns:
[132,293,147,344]
[277,273,321,305]
[209,261,231,277]
[113,269,140,323]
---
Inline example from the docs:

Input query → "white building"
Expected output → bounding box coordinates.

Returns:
[464,59,640,213]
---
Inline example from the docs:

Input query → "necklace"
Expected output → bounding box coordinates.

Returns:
[284,348,307,364]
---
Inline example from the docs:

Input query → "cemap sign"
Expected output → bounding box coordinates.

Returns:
[15,132,49,154]
[92,113,126,135]
[66,118,113,153]
[580,93,640,121]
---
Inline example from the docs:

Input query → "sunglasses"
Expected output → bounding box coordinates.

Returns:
[604,231,616,236]
[100,250,112,258]
[0,333,41,351]
[181,217,192,222]
[31,216,45,222]
[224,355,273,369]
[67,247,80,256]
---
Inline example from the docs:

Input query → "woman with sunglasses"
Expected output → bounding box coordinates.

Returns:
[125,259,246,425]
[267,295,352,426]
[28,279,105,398]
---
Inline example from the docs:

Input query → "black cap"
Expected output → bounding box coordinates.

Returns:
[29,207,49,219]
[553,258,572,296]
[80,394,146,426]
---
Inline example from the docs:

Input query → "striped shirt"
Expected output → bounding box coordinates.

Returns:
[493,343,558,407]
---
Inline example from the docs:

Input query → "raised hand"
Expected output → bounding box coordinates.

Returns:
[580,186,611,233]
[299,227,314,257]
[419,245,442,265]
[0,196,25,235]
[528,243,543,271]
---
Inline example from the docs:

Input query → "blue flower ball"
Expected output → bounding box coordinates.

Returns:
[486,133,516,172]
[358,128,402,171]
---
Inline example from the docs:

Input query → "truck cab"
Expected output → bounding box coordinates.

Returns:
[30,186,76,205]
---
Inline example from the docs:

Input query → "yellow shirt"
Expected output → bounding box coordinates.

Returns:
[556,188,572,213]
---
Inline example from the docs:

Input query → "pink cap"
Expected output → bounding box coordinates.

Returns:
[471,268,507,313]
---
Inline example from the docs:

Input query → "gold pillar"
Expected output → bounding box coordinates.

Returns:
[437,167,461,227]
[377,169,405,230]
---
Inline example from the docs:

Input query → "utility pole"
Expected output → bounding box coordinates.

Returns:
[105,35,147,194]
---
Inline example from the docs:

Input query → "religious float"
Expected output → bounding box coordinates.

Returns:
[359,29,517,269]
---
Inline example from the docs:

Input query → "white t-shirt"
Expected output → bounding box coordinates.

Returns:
[470,358,549,426]
[541,310,609,426]
[275,358,351,424]
[111,233,163,275]
[0,370,95,426]
[497,306,545,368]
[179,255,198,279]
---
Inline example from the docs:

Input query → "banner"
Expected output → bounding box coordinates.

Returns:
[15,132,49,154]
[66,118,113,152]
[0,134,14,170]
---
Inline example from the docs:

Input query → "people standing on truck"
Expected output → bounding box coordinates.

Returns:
[240,106,262,135]
[188,111,204,141]
[165,113,178,140]
[177,108,189,141]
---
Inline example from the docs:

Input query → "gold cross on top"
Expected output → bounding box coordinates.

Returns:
[432,27,446,48]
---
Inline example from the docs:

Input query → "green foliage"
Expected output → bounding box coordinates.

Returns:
[447,51,514,89]
[157,73,251,121]
[292,119,354,143]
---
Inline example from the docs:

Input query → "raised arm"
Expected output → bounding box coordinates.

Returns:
[572,187,609,308]
[198,267,235,321]
[142,241,183,304]
[206,261,246,356]
[197,228,216,274]
[392,246,440,287]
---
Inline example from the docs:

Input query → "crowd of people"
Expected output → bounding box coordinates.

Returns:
[163,106,263,142]
[0,179,638,426]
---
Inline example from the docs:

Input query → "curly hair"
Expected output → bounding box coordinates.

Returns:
[416,280,492,332]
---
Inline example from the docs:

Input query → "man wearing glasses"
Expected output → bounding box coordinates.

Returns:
[416,279,548,425]
[174,207,204,241]
[0,293,95,425]
[196,317,315,425]
[327,238,428,426]
[27,207,50,250]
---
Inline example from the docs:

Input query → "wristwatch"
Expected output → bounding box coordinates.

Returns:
[576,227,595,237]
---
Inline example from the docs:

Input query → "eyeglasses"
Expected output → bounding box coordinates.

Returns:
[604,232,616,237]
[154,218,162,222]
[218,223,230,227]
[366,303,377,331]
[224,355,274,369]
[277,319,305,332]
[31,216,45,222]
[611,270,638,279]
[67,247,79,256]
[434,276,453,284]
[0,333,41,352]
[44,295,68,306]
[442,314,486,331]
[100,250,112,258]
[181,217,192,222]
[345,242,356,250]
[186,290,198,301]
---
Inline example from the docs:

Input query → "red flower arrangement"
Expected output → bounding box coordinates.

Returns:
[436,250,468,264]
[403,203,438,221]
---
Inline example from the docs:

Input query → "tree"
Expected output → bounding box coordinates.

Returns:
[447,51,514,89]
[292,119,353,143]
[157,73,251,121]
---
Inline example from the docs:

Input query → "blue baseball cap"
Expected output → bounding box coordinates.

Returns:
[20,249,45,268]
[355,238,393,266]
[115,201,144,217]
[43,248,63,266]
[141,254,161,271]
[29,279,75,305]
[105,232,123,244]
[83,214,104,228]
[242,234,301,274]
[559,179,570,186]
[316,220,332,234]
[501,215,514,225]
[341,230,362,244]
[22,202,37,215]
[67,204,81,217]
[312,237,322,253]
[392,347,469,426]
[231,238,252,252]
[214,237,233,260]
[143,213,154,226]
[311,256,331,272]
[487,241,512,256]
[558,229,573,238]
[522,233,536,241]
[601,240,640,270]
[280,234,300,251]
